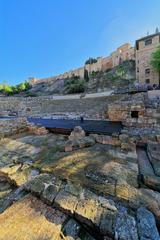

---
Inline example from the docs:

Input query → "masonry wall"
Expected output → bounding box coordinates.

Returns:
[108,93,160,129]
[30,43,135,86]
[0,118,29,138]
[0,95,120,119]
[136,33,160,84]
[111,44,135,68]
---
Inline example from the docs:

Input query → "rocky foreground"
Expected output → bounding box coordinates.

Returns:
[0,127,160,240]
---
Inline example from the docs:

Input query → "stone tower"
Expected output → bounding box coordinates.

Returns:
[136,31,160,85]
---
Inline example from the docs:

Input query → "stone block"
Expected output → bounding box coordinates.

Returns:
[114,209,138,240]
[137,207,160,240]
[54,189,78,214]
[69,126,85,141]
[99,208,117,237]
[41,184,61,205]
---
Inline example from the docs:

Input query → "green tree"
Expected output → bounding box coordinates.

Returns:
[4,85,13,95]
[151,45,160,72]
[0,80,30,95]
[17,82,26,91]
[85,58,97,65]
[84,68,89,82]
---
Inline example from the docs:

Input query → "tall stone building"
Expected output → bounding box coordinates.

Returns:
[136,31,160,84]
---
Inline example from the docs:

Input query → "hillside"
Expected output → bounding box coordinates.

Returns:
[26,60,136,96]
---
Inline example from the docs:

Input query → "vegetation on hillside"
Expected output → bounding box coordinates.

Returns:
[85,58,97,65]
[64,76,87,94]
[0,81,30,96]
[151,45,160,71]
[7,60,135,96]
[86,60,136,92]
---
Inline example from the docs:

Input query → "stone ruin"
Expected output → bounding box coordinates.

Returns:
[68,126,86,141]
[0,92,160,239]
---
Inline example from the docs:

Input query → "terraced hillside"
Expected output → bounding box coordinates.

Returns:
[27,60,135,96]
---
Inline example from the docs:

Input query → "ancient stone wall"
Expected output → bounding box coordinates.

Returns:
[108,93,160,129]
[0,118,28,138]
[0,95,114,119]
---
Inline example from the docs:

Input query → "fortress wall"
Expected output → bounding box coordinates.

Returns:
[30,43,135,86]
[111,44,135,67]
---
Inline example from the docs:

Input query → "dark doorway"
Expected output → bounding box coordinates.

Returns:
[131,111,139,119]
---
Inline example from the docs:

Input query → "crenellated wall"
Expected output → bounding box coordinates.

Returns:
[29,43,135,86]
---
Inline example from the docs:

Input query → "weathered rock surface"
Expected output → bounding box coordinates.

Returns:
[65,136,95,152]
[0,194,96,240]
[91,134,121,146]
[137,207,160,240]
[0,132,160,239]
[147,141,160,176]
[69,126,85,141]
[114,207,138,240]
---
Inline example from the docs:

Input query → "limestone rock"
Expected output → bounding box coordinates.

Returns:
[114,207,138,240]
[65,137,95,152]
[42,183,61,205]
[0,180,13,199]
[0,194,68,240]
[0,186,27,214]
[93,134,121,146]
[54,189,78,214]
[69,126,85,141]
[65,181,83,197]
[147,141,160,176]
[75,193,99,227]
[63,219,81,239]
[137,207,160,240]
[99,208,117,237]
[24,174,52,195]
[28,124,49,135]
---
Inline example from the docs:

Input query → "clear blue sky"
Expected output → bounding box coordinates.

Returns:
[0,0,160,85]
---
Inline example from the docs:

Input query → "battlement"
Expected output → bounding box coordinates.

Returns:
[29,30,160,88]
[29,43,135,86]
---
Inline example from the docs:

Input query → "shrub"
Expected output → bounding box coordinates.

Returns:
[89,71,99,78]
[0,81,31,96]
[84,69,89,82]
[151,45,160,71]
[66,79,86,94]
[85,58,97,65]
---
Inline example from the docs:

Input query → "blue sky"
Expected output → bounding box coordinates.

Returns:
[0,0,160,85]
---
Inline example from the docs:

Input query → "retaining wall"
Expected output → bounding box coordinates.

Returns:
[0,95,121,119]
